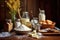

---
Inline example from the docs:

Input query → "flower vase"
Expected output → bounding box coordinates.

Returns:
[12,15,15,23]
[11,15,16,28]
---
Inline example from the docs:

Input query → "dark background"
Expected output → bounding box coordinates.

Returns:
[0,0,60,30]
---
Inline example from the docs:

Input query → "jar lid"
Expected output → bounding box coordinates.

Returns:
[40,10,45,13]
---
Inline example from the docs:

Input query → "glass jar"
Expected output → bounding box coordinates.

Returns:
[31,17,40,31]
[39,9,46,21]
[21,12,30,24]
[22,12,30,19]
[15,19,21,28]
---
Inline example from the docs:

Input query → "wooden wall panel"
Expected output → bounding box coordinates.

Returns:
[0,0,5,22]
[0,0,6,29]
[0,0,60,28]
[27,0,39,19]
[27,0,35,18]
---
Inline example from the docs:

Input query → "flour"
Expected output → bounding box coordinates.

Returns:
[14,24,31,31]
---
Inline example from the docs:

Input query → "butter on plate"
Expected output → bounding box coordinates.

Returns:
[28,30,42,39]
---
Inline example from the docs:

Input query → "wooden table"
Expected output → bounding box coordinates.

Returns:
[0,34,60,40]
[0,32,60,40]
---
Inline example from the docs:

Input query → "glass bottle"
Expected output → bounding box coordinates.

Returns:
[39,9,46,21]
[21,11,30,23]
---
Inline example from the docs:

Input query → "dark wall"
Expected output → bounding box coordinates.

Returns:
[53,0,60,28]
[45,0,60,28]
[37,0,60,28]
[0,0,60,29]
[0,0,6,29]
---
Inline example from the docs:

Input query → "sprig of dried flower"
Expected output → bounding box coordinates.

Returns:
[5,0,21,21]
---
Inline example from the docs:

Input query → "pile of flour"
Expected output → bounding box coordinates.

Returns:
[14,24,31,31]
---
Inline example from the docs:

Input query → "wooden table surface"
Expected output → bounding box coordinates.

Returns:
[0,32,60,40]
[0,35,60,40]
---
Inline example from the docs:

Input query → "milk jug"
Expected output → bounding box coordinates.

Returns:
[39,9,46,21]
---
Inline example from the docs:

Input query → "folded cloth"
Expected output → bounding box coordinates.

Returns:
[0,32,11,37]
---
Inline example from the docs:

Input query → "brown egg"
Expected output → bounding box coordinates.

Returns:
[46,20,52,24]
[47,22,52,25]
[40,22,43,24]
[42,22,47,25]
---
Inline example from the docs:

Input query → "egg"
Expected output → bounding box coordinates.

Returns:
[42,22,47,25]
